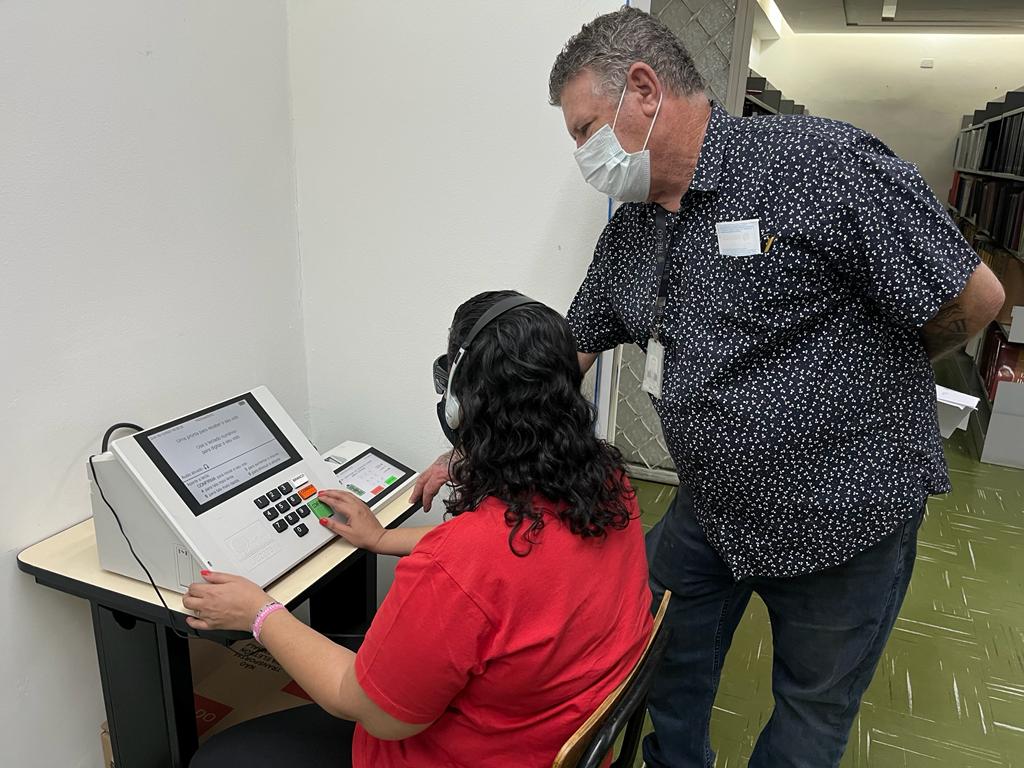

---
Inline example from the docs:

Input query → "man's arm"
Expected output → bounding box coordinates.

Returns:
[921,262,1004,360]
[578,351,598,374]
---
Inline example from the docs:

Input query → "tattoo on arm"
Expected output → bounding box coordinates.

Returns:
[921,301,970,361]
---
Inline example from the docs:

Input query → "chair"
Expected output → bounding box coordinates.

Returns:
[552,590,673,768]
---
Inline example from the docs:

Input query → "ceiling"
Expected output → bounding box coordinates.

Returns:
[775,0,1024,33]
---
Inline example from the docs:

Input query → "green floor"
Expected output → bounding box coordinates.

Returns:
[631,432,1024,767]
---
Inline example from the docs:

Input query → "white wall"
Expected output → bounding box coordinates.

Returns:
[2,2,654,761]
[752,27,1024,196]
[286,1,621,540]
[0,2,305,766]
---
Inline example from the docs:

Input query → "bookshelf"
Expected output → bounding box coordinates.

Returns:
[956,168,1024,184]
[943,88,1024,465]
[948,91,1024,263]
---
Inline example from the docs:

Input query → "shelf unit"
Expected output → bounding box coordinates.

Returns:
[956,167,1024,184]
[949,88,1024,263]
[955,88,1024,176]
[974,229,1023,261]
[941,88,1024,464]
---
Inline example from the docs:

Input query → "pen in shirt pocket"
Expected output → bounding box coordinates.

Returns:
[762,235,776,254]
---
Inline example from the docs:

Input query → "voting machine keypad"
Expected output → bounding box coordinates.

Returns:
[253,474,329,536]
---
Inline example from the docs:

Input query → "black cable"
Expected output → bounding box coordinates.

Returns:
[101,422,144,453]
[91,424,195,640]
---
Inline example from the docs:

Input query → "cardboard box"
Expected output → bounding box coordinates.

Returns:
[982,381,1024,469]
[100,639,311,765]
[1009,305,1024,344]
[191,639,311,740]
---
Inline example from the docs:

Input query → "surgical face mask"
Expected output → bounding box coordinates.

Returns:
[573,84,663,203]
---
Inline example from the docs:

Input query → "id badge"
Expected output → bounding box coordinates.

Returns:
[715,218,761,257]
[641,338,664,399]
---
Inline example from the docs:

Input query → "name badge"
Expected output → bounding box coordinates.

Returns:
[641,338,664,400]
[715,219,761,257]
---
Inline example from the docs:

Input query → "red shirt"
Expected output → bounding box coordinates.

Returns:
[352,488,652,768]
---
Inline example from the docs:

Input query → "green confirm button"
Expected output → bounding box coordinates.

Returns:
[307,498,333,519]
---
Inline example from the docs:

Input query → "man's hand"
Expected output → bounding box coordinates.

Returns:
[578,351,598,375]
[316,490,387,552]
[410,451,453,512]
[922,262,1004,360]
[183,572,272,632]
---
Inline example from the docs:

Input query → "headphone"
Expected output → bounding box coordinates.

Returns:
[442,295,542,430]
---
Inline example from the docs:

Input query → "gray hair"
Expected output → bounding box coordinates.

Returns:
[548,6,706,106]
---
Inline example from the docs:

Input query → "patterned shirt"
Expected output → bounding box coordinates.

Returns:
[567,104,979,579]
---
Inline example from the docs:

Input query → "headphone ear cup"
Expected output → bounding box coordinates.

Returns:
[445,392,462,429]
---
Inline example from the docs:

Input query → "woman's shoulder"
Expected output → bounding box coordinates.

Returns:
[415,487,641,561]
[414,496,513,554]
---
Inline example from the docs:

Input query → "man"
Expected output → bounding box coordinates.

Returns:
[539,6,1005,768]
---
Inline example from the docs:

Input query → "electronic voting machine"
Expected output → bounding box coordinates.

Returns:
[90,386,417,593]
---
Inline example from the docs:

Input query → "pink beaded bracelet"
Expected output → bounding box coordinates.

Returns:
[252,601,286,645]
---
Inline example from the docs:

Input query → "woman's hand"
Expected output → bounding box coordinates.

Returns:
[183,572,273,632]
[317,490,388,553]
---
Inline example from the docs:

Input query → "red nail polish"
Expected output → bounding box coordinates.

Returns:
[319,518,329,526]
[200,569,210,576]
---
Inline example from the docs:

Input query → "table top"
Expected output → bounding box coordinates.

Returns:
[18,487,422,616]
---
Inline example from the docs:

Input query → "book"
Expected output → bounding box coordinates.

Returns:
[977,324,1024,401]
[1007,114,1023,174]
[1012,194,1024,251]
[1013,113,1024,176]
[989,333,1024,401]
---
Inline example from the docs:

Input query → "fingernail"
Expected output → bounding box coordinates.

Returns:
[200,569,210,576]
[319,518,329,526]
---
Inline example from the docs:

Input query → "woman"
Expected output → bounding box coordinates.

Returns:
[187,291,652,767]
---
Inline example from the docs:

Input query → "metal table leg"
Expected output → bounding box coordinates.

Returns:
[92,603,197,767]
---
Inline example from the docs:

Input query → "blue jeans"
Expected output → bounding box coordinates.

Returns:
[642,487,921,768]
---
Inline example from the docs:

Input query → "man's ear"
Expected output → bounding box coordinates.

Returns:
[626,62,662,118]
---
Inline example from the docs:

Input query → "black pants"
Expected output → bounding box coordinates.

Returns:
[643,487,922,768]
[190,704,354,768]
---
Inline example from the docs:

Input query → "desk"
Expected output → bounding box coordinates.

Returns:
[18,488,421,768]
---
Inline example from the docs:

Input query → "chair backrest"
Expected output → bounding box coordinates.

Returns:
[551,590,672,768]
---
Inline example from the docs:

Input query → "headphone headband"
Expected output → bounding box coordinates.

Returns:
[458,295,542,351]
[443,294,543,433]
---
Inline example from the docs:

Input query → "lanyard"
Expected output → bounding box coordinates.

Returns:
[650,207,675,342]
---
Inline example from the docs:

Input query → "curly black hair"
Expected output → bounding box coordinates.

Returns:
[443,290,635,555]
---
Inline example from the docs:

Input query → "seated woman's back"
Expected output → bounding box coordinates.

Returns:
[354,291,653,766]
[354,489,651,767]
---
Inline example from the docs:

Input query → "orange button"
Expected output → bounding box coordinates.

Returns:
[298,485,317,499]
